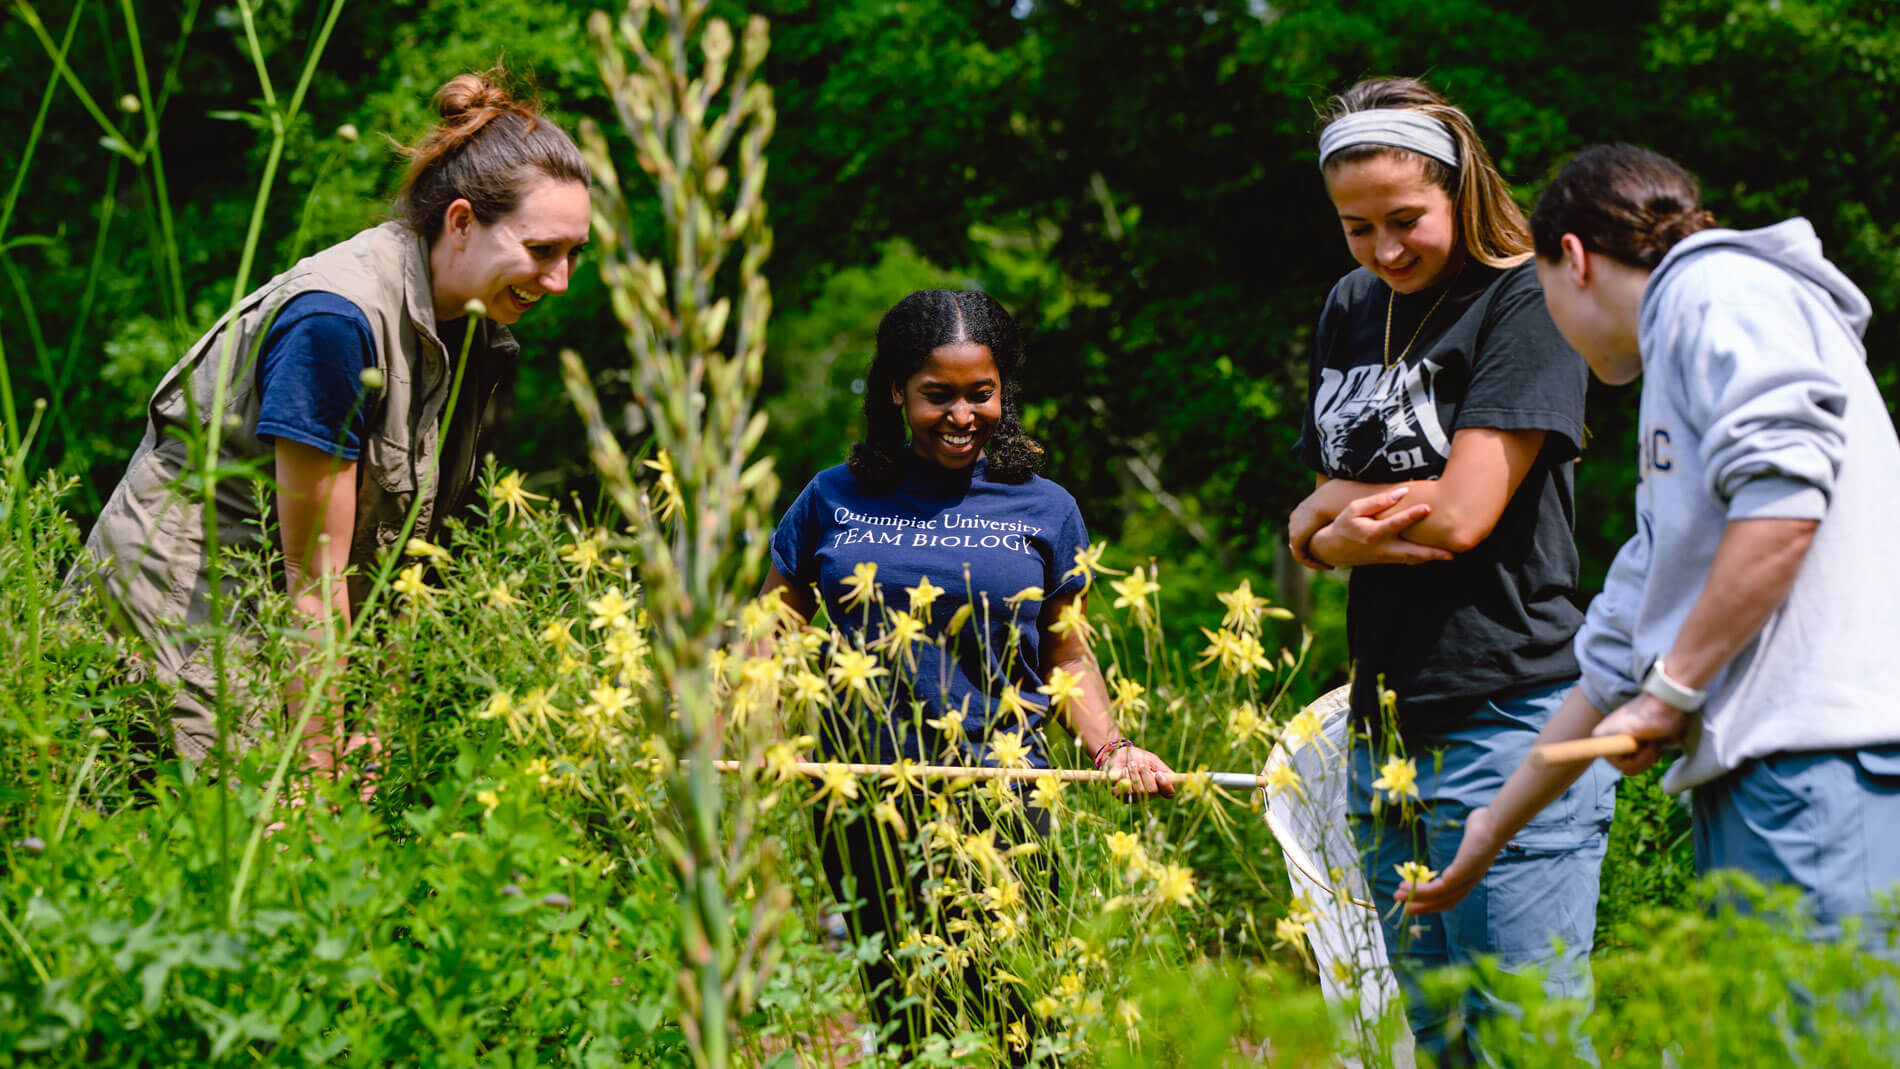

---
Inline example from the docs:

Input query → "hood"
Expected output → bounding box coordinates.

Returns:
[1647,218,1872,341]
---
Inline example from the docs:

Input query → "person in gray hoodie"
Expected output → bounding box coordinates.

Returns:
[1398,144,1900,952]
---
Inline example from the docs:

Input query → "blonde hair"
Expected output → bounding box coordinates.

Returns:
[1319,77,1531,269]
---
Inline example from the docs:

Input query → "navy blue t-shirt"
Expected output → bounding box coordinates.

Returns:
[771,453,1090,768]
[255,291,376,460]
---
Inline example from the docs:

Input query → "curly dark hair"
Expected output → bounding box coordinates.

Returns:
[848,290,1045,490]
[1531,144,1716,270]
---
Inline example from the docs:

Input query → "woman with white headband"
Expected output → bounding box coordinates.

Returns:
[1286,77,1610,1064]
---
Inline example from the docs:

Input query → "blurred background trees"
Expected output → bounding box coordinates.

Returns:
[5,0,1895,684]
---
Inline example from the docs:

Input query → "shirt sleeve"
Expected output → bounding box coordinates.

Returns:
[1045,493,1092,601]
[1296,279,1349,473]
[1678,295,1847,521]
[255,292,376,460]
[1454,266,1589,461]
[770,478,826,586]
[1575,530,1648,713]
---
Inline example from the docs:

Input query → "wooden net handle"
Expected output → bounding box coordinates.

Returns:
[1530,734,1639,768]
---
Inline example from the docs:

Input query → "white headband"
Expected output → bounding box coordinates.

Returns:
[1318,109,1460,170]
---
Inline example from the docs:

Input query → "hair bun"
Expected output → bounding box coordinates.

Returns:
[1649,207,1719,256]
[433,72,513,121]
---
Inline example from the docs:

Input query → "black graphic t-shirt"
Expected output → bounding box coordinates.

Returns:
[771,453,1090,767]
[1297,261,1588,732]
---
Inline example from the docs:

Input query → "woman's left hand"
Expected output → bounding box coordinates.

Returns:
[1105,745,1177,799]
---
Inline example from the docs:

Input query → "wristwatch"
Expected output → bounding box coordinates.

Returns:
[1640,657,1707,712]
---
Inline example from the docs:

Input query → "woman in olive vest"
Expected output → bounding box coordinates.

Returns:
[79,71,590,774]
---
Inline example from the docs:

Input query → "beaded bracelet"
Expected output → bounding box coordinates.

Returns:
[1093,737,1135,769]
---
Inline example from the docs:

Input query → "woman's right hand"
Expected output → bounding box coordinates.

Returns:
[1308,487,1456,568]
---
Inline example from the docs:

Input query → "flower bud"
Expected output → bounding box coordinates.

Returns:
[118,94,141,114]
[540,892,572,909]
[336,123,359,143]
[501,883,524,897]
[359,367,385,390]
[463,298,487,318]
[90,727,108,740]
[16,837,45,856]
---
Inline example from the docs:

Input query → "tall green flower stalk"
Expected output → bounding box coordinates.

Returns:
[573,2,781,1066]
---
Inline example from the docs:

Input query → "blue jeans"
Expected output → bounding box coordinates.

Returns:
[1351,679,1616,1067]
[1692,744,1900,957]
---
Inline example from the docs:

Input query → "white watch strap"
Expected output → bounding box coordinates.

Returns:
[1642,658,1707,711]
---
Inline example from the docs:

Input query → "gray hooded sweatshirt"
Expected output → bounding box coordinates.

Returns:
[1574,218,1900,792]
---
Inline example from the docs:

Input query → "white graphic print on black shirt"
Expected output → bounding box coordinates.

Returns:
[1312,358,1451,477]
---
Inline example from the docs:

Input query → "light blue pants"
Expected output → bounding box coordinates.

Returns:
[1692,743,1900,957]
[1351,679,1616,1067]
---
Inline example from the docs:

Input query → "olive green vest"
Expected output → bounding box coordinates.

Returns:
[82,222,517,758]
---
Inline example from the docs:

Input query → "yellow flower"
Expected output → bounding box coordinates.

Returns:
[477,690,529,740]
[827,647,888,704]
[404,537,451,562]
[1274,914,1311,948]
[1029,775,1065,814]
[983,879,1025,914]
[482,580,523,609]
[582,682,633,720]
[840,561,879,609]
[559,531,603,574]
[1151,862,1197,908]
[1061,539,1121,588]
[1116,998,1141,1029]
[1104,830,1149,878]
[393,563,436,603]
[1004,585,1044,607]
[789,671,830,707]
[884,758,925,794]
[813,764,860,816]
[490,469,549,524]
[960,828,1006,874]
[1373,755,1420,802]
[1109,672,1149,715]
[881,610,927,663]
[540,617,578,650]
[763,739,806,785]
[873,799,908,836]
[1396,860,1438,885]
[1197,626,1273,678]
[1108,564,1160,621]
[1216,578,1270,634]
[996,685,1045,728]
[945,601,974,637]
[1045,596,1095,640]
[1263,761,1305,799]
[1227,701,1269,744]
[1281,706,1324,750]
[905,575,945,616]
[475,788,501,814]
[587,587,636,631]
[1036,665,1085,712]
[1032,994,1061,1019]
[518,688,561,732]
[643,449,683,523]
[926,710,966,746]
[1005,1020,1029,1054]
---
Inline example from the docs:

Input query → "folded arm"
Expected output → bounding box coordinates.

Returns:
[1290,426,1549,568]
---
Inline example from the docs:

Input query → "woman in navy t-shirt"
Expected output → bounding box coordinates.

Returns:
[762,289,1173,1055]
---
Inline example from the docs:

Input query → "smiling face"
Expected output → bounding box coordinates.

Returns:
[430,175,591,325]
[893,342,1003,470]
[1325,152,1462,294]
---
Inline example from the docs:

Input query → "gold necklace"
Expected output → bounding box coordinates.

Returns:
[1383,284,1451,368]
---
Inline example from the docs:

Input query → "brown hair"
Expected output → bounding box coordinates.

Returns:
[1531,144,1717,270]
[397,69,589,246]
[1319,77,1531,269]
